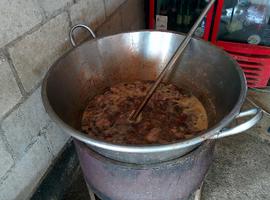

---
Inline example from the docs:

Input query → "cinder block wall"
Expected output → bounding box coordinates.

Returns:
[0,0,145,199]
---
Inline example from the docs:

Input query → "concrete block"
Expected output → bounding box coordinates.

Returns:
[96,11,123,37]
[0,0,43,48]
[0,137,53,200]
[2,88,50,158]
[0,138,14,179]
[120,0,145,31]
[104,0,126,17]
[38,0,73,16]
[8,13,71,93]
[0,55,22,119]
[69,0,105,44]
[70,0,105,28]
[45,120,70,157]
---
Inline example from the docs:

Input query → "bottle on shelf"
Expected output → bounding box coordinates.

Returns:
[168,0,177,30]
[159,1,168,16]
[184,1,192,28]
[176,0,183,29]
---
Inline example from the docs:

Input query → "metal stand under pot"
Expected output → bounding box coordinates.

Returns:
[87,183,204,200]
[75,140,215,200]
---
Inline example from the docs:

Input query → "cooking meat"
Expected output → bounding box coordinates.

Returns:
[81,81,208,145]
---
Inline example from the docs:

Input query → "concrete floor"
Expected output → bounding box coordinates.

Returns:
[63,114,270,200]
[202,131,270,199]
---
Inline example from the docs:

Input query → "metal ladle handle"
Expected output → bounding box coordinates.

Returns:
[69,24,96,47]
[129,0,216,121]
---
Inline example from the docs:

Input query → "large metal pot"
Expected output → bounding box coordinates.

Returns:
[42,25,262,164]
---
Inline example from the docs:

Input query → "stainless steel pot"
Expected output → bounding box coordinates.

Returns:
[41,24,262,164]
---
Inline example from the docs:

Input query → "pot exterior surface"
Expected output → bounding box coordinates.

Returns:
[42,31,246,163]
[75,140,215,200]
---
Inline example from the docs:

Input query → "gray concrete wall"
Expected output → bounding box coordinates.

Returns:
[0,0,145,199]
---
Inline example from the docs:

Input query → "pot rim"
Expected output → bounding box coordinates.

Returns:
[41,30,247,153]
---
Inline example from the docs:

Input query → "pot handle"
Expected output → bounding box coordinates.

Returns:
[210,108,263,139]
[69,24,96,47]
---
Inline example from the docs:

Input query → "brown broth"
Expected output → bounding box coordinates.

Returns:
[81,81,208,145]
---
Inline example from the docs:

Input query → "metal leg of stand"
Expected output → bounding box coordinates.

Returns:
[86,183,96,200]
[194,182,203,200]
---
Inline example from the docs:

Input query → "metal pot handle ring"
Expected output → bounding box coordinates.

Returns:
[69,24,96,47]
[210,108,263,139]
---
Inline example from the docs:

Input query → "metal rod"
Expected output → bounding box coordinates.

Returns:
[194,181,204,200]
[129,0,216,121]
[86,183,96,200]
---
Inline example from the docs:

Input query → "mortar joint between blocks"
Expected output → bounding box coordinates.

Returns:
[0,127,16,162]
[1,48,27,97]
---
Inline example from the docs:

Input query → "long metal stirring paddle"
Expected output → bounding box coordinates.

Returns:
[129,0,215,122]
